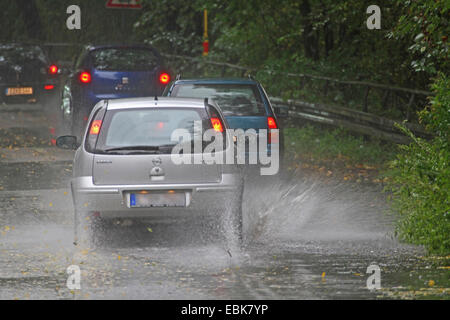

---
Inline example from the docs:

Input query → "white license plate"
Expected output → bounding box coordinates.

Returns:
[5,87,33,96]
[128,191,186,208]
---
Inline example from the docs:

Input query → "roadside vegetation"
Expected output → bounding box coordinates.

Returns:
[384,74,449,255]
[284,125,396,182]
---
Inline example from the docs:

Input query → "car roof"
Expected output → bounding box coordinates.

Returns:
[172,78,259,85]
[85,44,158,52]
[106,97,218,110]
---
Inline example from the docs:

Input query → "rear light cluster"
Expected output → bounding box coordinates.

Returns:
[44,84,54,90]
[89,120,102,135]
[205,102,225,134]
[85,108,106,152]
[210,118,223,133]
[159,73,170,84]
[267,116,277,130]
[205,101,226,151]
[267,116,278,143]
[79,71,92,83]
[48,65,58,75]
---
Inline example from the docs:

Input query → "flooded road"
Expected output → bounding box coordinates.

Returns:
[0,103,448,300]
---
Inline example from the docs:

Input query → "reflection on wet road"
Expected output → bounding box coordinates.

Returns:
[0,103,448,299]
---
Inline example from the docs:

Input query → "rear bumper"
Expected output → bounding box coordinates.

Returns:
[0,82,59,103]
[71,174,242,219]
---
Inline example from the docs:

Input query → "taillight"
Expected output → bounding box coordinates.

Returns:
[267,116,278,129]
[89,120,102,135]
[48,65,58,75]
[267,116,278,144]
[44,84,55,90]
[210,117,224,133]
[79,71,91,83]
[159,73,170,84]
[85,108,106,153]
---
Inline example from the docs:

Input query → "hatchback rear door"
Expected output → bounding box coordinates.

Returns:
[89,47,164,97]
[90,106,224,185]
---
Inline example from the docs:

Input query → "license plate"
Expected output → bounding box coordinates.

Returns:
[128,191,186,208]
[5,87,33,96]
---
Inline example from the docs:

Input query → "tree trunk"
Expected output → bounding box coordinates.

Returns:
[17,0,43,40]
[300,0,319,60]
[324,21,334,57]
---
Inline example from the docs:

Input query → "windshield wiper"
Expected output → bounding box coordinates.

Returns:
[101,144,176,154]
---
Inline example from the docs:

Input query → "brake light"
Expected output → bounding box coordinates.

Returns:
[89,120,102,135]
[79,71,91,83]
[48,65,58,75]
[44,84,54,90]
[210,117,223,133]
[267,116,277,129]
[159,73,170,84]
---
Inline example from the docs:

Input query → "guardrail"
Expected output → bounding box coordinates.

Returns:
[270,97,430,145]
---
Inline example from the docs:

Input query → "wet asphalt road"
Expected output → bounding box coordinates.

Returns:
[0,103,448,300]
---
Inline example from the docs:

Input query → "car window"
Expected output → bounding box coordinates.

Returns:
[96,108,208,152]
[0,45,47,65]
[90,48,159,71]
[171,84,266,116]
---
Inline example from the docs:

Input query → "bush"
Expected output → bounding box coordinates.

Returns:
[385,74,450,255]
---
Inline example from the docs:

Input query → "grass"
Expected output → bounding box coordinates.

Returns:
[284,125,397,169]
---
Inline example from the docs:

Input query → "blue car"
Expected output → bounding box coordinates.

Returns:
[165,78,284,170]
[60,44,171,137]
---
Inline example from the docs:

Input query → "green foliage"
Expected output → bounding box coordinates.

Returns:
[134,0,204,56]
[385,74,450,255]
[193,0,433,119]
[419,74,450,145]
[390,0,449,74]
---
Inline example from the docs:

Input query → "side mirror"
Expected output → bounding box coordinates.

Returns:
[56,135,79,150]
[273,105,289,118]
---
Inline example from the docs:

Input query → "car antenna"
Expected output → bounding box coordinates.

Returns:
[154,95,158,101]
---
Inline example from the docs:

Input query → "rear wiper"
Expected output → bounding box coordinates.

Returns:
[102,144,175,153]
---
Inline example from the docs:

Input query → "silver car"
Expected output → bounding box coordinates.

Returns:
[56,97,244,245]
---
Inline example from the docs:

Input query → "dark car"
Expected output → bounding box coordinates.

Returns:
[0,43,61,107]
[60,44,171,138]
[165,78,285,173]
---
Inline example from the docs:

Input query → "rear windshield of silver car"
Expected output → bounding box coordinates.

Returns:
[170,84,266,116]
[94,107,213,154]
